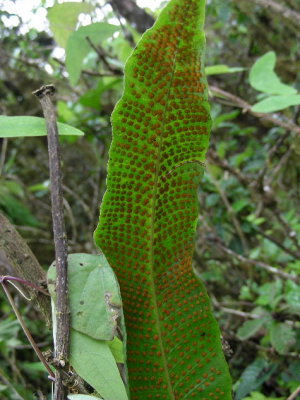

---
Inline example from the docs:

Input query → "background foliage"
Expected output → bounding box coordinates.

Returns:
[0,0,299,399]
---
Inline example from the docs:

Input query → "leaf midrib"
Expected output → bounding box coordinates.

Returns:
[148,39,179,400]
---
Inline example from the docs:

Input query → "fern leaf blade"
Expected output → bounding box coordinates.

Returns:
[95,0,232,398]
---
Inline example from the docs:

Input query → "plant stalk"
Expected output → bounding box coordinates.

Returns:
[1,281,55,379]
[33,85,70,400]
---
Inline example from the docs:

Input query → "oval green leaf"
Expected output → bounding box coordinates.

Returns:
[66,23,120,86]
[235,359,277,400]
[237,319,265,341]
[270,322,296,355]
[0,116,84,138]
[252,94,300,113]
[70,330,128,400]
[249,51,297,95]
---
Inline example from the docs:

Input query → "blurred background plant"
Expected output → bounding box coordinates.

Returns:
[0,0,299,399]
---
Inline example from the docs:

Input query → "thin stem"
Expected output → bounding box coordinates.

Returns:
[85,36,123,76]
[210,85,300,135]
[208,170,248,251]
[0,275,50,297]
[33,84,70,400]
[1,282,55,379]
[287,385,300,400]
[218,242,299,282]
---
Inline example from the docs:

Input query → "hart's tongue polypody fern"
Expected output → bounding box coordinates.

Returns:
[94,0,232,398]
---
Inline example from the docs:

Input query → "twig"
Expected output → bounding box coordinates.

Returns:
[63,198,77,243]
[207,149,250,186]
[266,148,292,184]
[255,130,290,184]
[216,241,300,283]
[255,228,300,260]
[214,302,262,320]
[108,0,155,34]
[0,281,55,379]
[112,6,136,47]
[207,145,300,260]
[243,0,300,26]
[62,184,93,221]
[33,84,70,400]
[210,86,300,135]
[85,36,123,76]
[0,275,50,298]
[0,365,26,400]
[214,302,297,327]
[231,336,300,359]
[53,57,117,78]
[207,170,248,251]
[273,209,300,252]
[0,212,51,324]
[287,385,300,400]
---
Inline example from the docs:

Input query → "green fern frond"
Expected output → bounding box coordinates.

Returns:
[94,0,232,398]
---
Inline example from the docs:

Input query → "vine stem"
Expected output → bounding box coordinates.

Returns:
[0,275,50,297]
[0,281,55,379]
[33,85,70,400]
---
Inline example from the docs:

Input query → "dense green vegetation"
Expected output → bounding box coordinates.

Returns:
[0,0,300,399]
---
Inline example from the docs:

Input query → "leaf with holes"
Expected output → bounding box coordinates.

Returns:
[47,253,124,341]
[94,0,232,399]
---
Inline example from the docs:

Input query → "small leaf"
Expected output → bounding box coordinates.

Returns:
[108,337,124,363]
[21,362,48,373]
[252,95,300,113]
[249,51,297,95]
[79,78,122,109]
[0,184,40,227]
[48,2,94,48]
[235,358,277,400]
[205,64,245,75]
[66,23,120,86]
[232,198,249,213]
[0,116,84,138]
[270,323,296,354]
[237,317,268,340]
[256,280,282,309]
[70,330,128,400]
[213,110,240,129]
